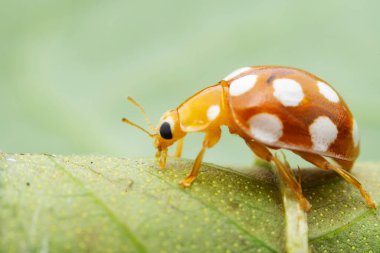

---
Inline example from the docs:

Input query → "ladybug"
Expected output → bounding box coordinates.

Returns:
[123,66,375,211]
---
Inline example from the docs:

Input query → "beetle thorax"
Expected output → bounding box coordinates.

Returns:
[177,84,227,132]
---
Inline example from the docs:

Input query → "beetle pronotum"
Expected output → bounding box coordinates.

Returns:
[123,66,375,211]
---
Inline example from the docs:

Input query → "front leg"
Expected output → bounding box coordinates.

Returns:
[179,128,221,187]
[174,138,184,158]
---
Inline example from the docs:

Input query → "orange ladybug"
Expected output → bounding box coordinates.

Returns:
[123,66,375,211]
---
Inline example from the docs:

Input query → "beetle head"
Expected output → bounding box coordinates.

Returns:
[154,109,186,168]
[122,97,185,169]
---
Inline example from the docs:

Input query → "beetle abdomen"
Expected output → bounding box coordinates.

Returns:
[225,66,359,161]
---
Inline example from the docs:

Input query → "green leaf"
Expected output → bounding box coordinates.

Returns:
[0,154,379,253]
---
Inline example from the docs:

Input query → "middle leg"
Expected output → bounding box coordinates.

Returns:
[246,140,311,211]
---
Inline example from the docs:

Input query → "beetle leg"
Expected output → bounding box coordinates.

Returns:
[246,141,311,211]
[174,138,185,158]
[331,166,376,208]
[179,128,221,187]
[294,151,376,208]
[333,158,354,172]
[179,146,206,187]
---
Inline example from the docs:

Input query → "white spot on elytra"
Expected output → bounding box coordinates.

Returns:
[317,81,340,103]
[353,119,360,147]
[249,113,283,144]
[273,78,304,107]
[223,67,251,81]
[309,116,338,152]
[207,105,220,120]
[229,75,258,96]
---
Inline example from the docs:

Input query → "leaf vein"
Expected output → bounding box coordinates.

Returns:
[48,156,147,253]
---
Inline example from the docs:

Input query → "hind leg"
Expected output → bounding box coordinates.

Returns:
[333,157,354,172]
[246,141,311,211]
[294,151,376,208]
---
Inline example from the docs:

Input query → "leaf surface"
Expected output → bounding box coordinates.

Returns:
[0,154,379,253]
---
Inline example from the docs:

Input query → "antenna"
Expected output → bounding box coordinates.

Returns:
[127,96,155,132]
[122,118,155,138]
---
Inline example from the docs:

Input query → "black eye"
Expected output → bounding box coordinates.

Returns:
[159,122,173,139]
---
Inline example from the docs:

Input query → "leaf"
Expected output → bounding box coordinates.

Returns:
[0,154,379,253]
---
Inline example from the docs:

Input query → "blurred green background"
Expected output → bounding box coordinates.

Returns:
[0,0,379,167]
